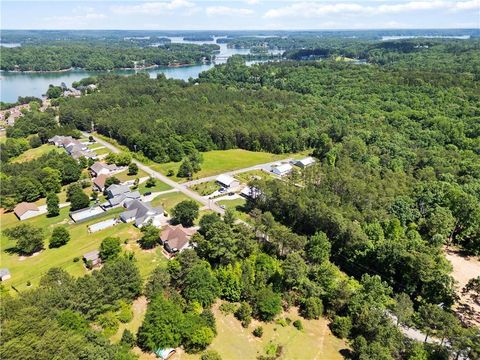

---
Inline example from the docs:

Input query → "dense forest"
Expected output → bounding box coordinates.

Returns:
[2,36,479,359]
[0,43,219,71]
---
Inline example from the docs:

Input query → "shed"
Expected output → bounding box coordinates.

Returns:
[83,250,101,268]
[0,268,11,281]
[14,202,40,221]
[88,218,117,233]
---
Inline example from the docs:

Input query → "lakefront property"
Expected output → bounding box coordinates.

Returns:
[0,8,479,360]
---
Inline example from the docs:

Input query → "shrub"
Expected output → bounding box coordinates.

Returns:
[330,315,352,339]
[300,297,323,320]
[253,326,263,338]
[293,319,303,331]
[146,177,156,187]
[201,350,222,360]
[73,257,79,262]
[276,318,288,327]
[219,302,237,314]
[49,226,70,248]
[120,329,135,348]
[234,302,252,328]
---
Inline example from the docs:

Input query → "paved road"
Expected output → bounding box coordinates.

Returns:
[84,132,225,215]
[183,158,292,187]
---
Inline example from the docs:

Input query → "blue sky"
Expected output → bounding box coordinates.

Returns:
[1,0,478,30]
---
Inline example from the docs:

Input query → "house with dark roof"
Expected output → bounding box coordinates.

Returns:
[161,224,197,254]
[120,200,164,227]
[13,202,40,220]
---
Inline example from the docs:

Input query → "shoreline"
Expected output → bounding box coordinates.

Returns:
[0,62,209,74]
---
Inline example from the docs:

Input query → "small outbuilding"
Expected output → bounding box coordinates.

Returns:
[271,163,293,176]
[0,268,11,281]
[70,206,105,223]
[13,202,40,221]
[83,250,101,268]
[216,174,240,189]
[295,156,316,168]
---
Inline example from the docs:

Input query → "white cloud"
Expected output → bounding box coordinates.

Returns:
[245,0,260,5]
[264,1,479,18]
[206,6,255,16]
[111,0,195,15]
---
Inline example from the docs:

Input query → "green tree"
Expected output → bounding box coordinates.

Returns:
[137,295,184,351]
[201,350,222,360]
[183,326,214,353]
[138,223,159,249]
[182,261,219,307]
[392,293,414,326]
[4,224,44,255]
[128,162,138,175]
[172,200,199,227]
[120,329,135,348]
[329,315,352,339]
[69,187,90,211]
[99,237,121,261]
[46,192,60,217]
[145,266,171,300]
[104,176,120,190]
[49,226,70,248]
[177,158,194,178]
[46,85,62,99]
[41,167,62,193]
[282,252,308,289]
[254,287,282,321]
[305,232,331,264]
[300,297,323,319]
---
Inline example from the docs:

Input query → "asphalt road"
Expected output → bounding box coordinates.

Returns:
[84,132,225,215]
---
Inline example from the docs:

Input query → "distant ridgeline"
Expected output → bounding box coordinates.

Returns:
[0,43,219,71]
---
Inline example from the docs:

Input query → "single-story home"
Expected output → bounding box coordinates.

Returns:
[93,174,108,192]
[120,200,164,227]
[161,224,197,254]
[295,156,316,168]
[90,162,118,177]
[107,190,141,208]
[106,184,131,199]
[0,268,11,281]
[83,250,101,268]
[240,186,262,200]
[271,163,293,176]
[13,202,41,221]
[216,174,240,189]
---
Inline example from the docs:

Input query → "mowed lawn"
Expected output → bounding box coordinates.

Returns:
[0,204,167,294]
[151,149,295,183]
[150,191,199,212]
[148,302,347,360]
[11,144,63,163]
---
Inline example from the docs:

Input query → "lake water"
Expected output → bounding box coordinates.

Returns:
[0,37,275,103]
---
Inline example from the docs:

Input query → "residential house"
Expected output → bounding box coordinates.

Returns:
[240,186,262,200]
[105,184,141,207]
[295,157,316,168]
[216,174,240,189]
[120,200,164,227]
[271,163,292,176]
[90,162,118,177]
[161,224,197,254]
[0,268,11,281]
[83,250,101,268]
[92,174,108,192]
[13,202,40,220]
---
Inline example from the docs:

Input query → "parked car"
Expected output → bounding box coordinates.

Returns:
[220,205,226,209]
[144,191,152,196]
[219,188,226,193]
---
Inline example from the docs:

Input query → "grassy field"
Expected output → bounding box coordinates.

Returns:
[133,302,347,360]
[115,168,149,182]
[151,149,302,183]
[92,147,112,156]
[136,180,172,194]
[0,202,168,294]
[11,144,62,163]
[150,191,199,212]
[216,198,249,222]
[190,181,221,196]
[234,169,274,184]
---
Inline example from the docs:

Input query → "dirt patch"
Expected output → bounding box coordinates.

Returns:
[445,248,480,327]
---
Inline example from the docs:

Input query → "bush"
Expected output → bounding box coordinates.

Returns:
[117,300,133,323]
[219,302,237,315]
[128,162,138,175]
[120,329,135,348]
[97,311,119,337]
[73,257,79,262]
[330,315,352,339]
[254,287,282,321]
[234,302,252,328]
[201,350,222,360]
[292,319,303,331]
[253,326,263,338]
[275,318,288,327]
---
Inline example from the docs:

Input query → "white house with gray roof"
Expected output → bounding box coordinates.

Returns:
[120,200,165,227]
